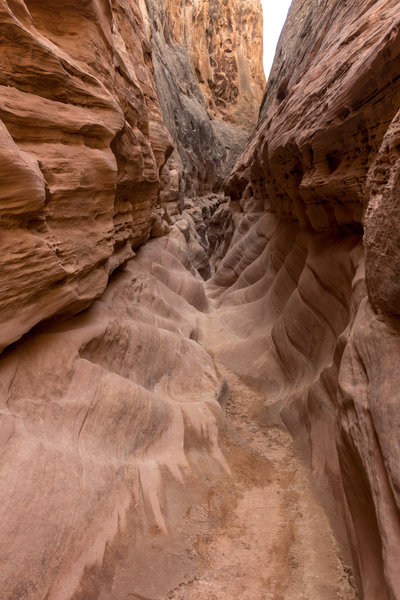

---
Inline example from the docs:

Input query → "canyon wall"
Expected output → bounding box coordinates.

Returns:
[0,0,263,353]
[210,0,400,598]
[0,0,174,352]
[4,0,400,598]
[0,1,265,598]
[0,223,234,599]
[143,0,265,195]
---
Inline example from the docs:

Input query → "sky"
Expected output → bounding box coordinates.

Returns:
[261,0,293,78]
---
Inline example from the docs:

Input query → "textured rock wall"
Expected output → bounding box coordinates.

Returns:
[143,0,265,195]
[0,2,268,596]
[163,0,265,130]
[211,1,400,598]
[0,0,175,352]
[0,0,265,352]
[0,223,232,599]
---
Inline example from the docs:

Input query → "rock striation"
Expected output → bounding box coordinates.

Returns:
[210,1,400,598]
[5,0,400,598]
[0,0,176,352]
[0,223,232,599]
[0,1,267,597]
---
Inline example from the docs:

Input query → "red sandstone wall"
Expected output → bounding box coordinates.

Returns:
[0,0,173,352]
[211,1,400,598]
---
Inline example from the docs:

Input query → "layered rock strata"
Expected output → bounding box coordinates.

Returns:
[210,1,400,599]
[0,0,176,352]
[0,0,265,353]
[5,0,400,598]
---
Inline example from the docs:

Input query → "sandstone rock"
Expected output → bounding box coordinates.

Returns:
[6,0,398,597]
[212,1,400,598]
[164,0,265,131]
[160,151,182,211]
[0,0,177,351]
[0,224,230,599]
[0,0,264,352]
[365,109,400,314]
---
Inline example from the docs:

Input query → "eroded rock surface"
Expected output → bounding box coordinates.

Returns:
[0,217,359,600]
[0,0,265,352]
[0,225,231,599]
[211,1,400,599]
[143,0,265,195]
[0,0,177,352]
[3,0,400,598]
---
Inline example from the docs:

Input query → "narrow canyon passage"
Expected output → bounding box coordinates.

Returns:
[0,212,360,599]
[2,0,400,598]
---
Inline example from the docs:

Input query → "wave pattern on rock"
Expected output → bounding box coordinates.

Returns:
[211,1,400,599]
[0,224,230,599]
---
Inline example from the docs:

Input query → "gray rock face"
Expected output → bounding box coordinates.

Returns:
[143,0,265,196]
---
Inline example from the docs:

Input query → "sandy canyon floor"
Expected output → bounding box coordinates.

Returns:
[163,308,358,600]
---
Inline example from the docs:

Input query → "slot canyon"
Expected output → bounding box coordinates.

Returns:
[0,0,399,598]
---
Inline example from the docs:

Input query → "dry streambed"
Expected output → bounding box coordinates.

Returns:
[165,315,358,600]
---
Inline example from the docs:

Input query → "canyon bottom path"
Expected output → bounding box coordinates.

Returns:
[166,311,358,600]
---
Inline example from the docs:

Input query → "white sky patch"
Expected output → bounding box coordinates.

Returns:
[261,0,292,78]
